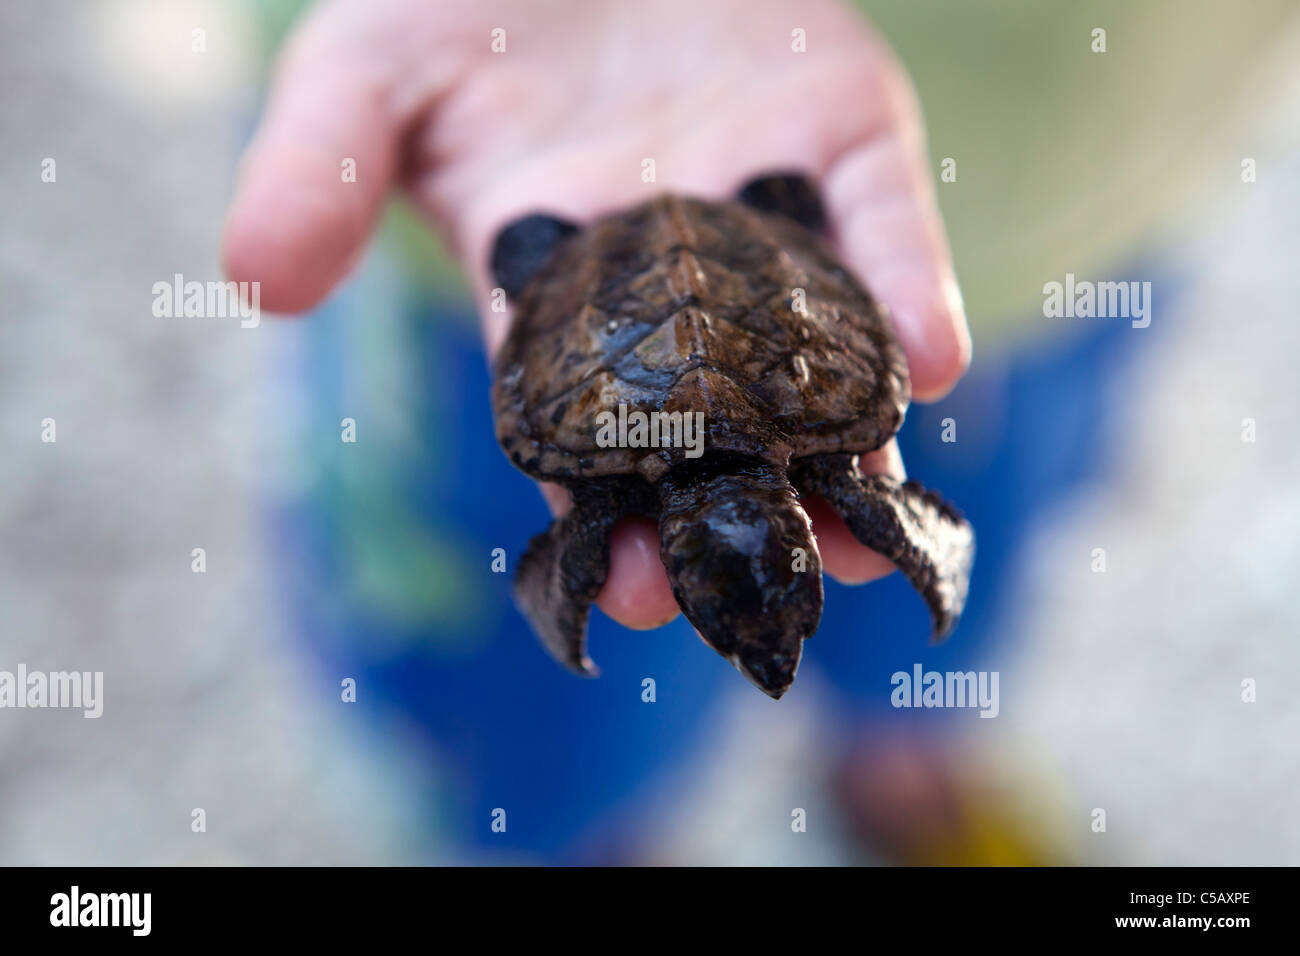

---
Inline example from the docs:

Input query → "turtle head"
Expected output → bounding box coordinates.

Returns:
[657,458,823,699]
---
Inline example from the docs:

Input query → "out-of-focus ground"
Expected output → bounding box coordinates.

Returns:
[2,0,1298,864]
[0,0,429,864]
[1000,25,1300,863]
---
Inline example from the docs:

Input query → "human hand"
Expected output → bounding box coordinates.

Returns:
[223,0,971,631]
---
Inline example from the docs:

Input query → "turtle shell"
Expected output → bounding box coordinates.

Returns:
[492,194,910,483]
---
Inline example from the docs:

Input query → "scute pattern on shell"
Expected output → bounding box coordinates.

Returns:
[492,195,910,483]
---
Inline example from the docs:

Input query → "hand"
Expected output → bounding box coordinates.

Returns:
[223,0,971,631]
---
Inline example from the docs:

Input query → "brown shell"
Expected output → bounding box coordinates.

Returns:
[492,195,910,483]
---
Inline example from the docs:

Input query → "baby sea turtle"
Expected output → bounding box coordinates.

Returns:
[489,173,973,698]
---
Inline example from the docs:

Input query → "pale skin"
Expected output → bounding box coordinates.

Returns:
[223,0,971,632]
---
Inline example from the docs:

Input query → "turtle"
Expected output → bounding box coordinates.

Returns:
[488,172,974,699]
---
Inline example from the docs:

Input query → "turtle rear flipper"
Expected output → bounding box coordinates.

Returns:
[737,171,828,232]
[514,477,652,676]
[489,213,580,300]
[793,453,974,639]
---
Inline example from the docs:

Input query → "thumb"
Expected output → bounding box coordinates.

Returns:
[222,5,407,313]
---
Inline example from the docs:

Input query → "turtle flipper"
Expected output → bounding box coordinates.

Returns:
[793,453,974,639]
[657,461,823,698]
[513,477,652,676]
[736,172,828,232]
[489,213,580,300]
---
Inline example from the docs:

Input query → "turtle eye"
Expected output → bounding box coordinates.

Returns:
[489,213,581,300]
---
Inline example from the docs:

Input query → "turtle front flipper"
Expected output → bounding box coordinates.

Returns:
[657,460,824,699]
[514,477,652,676]
[793,453,974,639]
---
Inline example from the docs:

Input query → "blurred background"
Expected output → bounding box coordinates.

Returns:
[2,0,1299,864]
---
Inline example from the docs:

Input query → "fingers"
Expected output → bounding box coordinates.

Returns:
[804,496,896,585]
[221,5,405,313]
[824,55,971,401]
[596,518,681,629]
